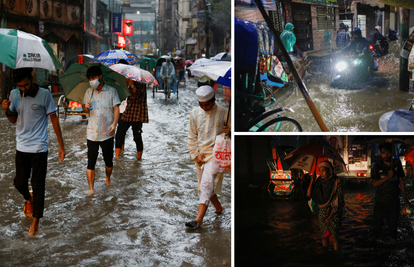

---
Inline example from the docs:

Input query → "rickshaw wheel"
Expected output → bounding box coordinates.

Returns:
[152,85,155,98]
[176,82,179,99]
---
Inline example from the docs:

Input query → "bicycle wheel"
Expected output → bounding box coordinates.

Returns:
[256,117,302,132]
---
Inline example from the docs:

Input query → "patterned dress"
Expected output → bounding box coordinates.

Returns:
[311,175,345,239]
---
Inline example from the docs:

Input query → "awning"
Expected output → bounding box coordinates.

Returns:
[377,0,414,9]
[85,29,103,39]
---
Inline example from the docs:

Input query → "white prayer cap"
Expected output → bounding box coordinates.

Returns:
[375,26,381,32]
[196,85,214,102]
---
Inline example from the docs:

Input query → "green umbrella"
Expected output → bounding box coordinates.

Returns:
[60,63,129,104]
[0,28,63,71]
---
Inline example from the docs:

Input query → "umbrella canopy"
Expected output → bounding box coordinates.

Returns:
[188,58,231,82]
[185,60,194,65]
[66,54,94,70]
[0,28,63,71]
[284,144,347,175]
[217,68,231,87]
[109,64,158,86]
[59,63,129,104]
[89,50,140,66]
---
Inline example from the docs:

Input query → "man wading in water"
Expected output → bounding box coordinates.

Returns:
[2,67,66,236]
[371,142,410,246]
[186,85,230,229]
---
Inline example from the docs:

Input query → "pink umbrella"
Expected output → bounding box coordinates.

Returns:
[185,60,194,65]
[109,64,158,86]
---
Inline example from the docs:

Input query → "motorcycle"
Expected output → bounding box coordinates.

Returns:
[370,39,389,57]
[331,52,378,89]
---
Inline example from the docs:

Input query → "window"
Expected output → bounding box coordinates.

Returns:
[317,6,335,30]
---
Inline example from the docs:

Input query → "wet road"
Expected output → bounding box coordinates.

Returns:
[0,78,231,266]
[236,181,414,266]
[266,42,414,132]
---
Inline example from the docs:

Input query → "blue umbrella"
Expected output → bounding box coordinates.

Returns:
[217,68,231,87]
[90,49,140,66]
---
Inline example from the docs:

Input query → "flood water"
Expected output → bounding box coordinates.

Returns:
[236,181,414,266]
[266,41,414,132]
[0,79,231,266]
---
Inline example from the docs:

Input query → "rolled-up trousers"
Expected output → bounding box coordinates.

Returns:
[14,150,48,219]
[196,161,217,206]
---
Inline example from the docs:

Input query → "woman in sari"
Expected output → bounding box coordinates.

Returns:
[307,161,345,251]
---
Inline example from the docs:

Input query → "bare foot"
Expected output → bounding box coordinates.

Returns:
[26,226,38,236]
[23,196,34,219]
[27,218,39,236]
[88,189,94,196]
[105,179,112,186]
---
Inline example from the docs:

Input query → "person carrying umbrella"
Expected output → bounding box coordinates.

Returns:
[160,58,175,98]
[2,68,66,236]
[115,78,148,161]
[371,142,409,246]
[307,161,345,251]
[82,66,121,195]
[186,85,230,229]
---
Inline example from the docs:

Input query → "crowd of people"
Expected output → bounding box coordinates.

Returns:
[1,60,231,236]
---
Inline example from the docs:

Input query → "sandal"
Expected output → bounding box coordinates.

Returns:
[23,201,33,219]
[185,220,199,230]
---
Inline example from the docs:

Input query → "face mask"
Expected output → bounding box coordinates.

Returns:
[89,78,100,89]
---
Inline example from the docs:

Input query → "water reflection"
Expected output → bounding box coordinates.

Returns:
[236,182,414,266]
[0,79,231,266]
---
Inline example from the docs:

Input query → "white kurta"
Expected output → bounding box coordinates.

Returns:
[188,103,231,199]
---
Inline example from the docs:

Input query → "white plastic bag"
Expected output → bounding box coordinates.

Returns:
[212,133,231,174]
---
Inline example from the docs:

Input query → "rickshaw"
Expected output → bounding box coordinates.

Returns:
[266,147,302,200]
[140,57,156,76]
[56,95,89,120]
[153,55,178,99]
[235,17,303,132]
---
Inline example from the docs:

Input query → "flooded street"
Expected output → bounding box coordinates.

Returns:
[236,181,414,266]
[268,42,414,132]
[0,79,231,266]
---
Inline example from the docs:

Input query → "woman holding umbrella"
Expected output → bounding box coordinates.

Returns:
[307,161,345,251]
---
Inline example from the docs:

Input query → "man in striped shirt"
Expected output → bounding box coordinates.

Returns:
[186,85,230,229]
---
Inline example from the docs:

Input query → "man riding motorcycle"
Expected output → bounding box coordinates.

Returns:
[340,27,374,78]
[368,26,388,56]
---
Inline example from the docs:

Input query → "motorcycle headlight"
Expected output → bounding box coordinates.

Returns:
[336,62,347,72]
[353,59,362,65]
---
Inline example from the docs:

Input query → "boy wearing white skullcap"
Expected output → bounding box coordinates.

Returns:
[186,85,231,229]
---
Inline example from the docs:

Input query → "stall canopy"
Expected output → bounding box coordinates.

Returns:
[377,0,414,9]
